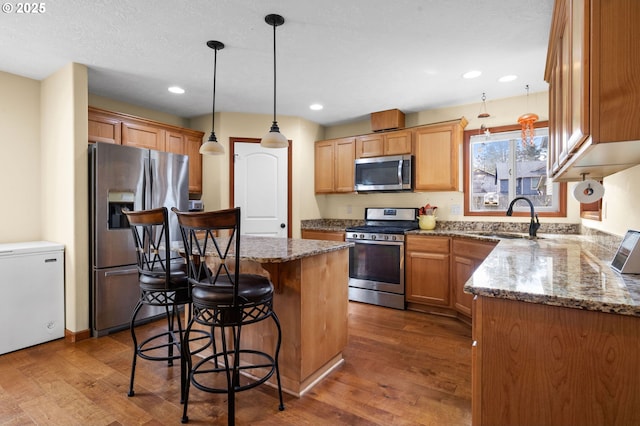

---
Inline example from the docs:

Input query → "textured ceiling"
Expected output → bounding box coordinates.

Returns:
[0,0,553,126]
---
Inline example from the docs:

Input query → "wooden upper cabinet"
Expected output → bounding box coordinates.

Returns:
[355,129,411,158]
[314,137,355,194]
[88,109,121,144]
[545,0,640,180]
[384,130,412,156]
[314,140,336,193]
[355,134,383,158]
[122,121,165,151]
[88,107,205,194]
[164,130,185,154]
[414,118,467,191]
[184,133,203,194]
[165,130,203,194]
[335,137,356,192]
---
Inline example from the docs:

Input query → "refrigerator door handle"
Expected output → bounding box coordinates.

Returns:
[144,155,151,210]
[104,268,138,277]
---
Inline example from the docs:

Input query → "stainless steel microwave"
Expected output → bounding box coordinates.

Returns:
[354,154,413,192]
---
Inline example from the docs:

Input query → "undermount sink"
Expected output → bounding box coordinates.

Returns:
[467,231,544,240]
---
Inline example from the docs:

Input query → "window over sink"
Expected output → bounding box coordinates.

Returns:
[463,122,567,217]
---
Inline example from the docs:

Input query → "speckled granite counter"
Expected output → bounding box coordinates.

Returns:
[214,235,352,263]
[302,219,640,316]
[461,234,640,317]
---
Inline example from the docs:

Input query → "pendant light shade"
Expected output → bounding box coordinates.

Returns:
[261,13,288,149]
[199,40,225,155]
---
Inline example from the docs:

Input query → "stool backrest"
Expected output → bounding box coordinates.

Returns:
[122,207,173,285]
[172,207,242,304]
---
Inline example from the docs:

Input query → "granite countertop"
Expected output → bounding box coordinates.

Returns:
[176,235,353,264]
[302,218,640,316]
[461,234,640,317]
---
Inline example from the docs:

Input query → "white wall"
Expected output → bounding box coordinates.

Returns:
[41,63,89,333]
[582,164,640,236]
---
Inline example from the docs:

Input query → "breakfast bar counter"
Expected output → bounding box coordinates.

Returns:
[178,236,353,397]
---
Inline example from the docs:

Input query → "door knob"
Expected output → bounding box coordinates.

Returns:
[280,223,286,228]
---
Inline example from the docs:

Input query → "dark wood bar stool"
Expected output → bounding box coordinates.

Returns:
[173,207,284,425]
[122,207,209,403]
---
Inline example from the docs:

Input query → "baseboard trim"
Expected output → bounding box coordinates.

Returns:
[65,328,91,343]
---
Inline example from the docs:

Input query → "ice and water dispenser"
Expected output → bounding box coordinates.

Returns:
[107,191,134,229]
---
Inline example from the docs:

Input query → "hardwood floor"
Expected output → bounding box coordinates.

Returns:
[0,302,472,425]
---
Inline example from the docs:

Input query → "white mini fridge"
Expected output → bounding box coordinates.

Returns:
[0,241,65,355]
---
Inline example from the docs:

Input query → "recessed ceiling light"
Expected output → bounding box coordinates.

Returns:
[309,103,323,111]
[168,86,185,94]
[498,75,518,82]
[462,70,482,79]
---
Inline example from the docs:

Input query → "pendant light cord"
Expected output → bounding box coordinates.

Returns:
[211,47,217,136]
[272,22,277,124]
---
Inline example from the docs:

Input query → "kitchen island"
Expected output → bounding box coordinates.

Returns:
[178,236,353,397]
[464,235,640,426]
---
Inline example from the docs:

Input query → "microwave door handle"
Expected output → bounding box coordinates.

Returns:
[397,159,403,185]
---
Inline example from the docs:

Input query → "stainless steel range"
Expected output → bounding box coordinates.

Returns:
[346,207,419,309]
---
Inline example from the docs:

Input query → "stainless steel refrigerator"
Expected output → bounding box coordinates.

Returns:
[89,142,189,336]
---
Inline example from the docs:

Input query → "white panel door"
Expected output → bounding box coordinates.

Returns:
[234,142,288,237]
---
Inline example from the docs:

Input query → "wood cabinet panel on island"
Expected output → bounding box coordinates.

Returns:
[314,137,355,194]
[88,107,205,194]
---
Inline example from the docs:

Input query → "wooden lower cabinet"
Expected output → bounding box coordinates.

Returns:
[301,229,345,242]
[405,235,495,319]
[472,296,640,425]
[405,235,451,307]
[451,238,496,317]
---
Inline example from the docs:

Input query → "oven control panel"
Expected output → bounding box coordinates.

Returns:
[347,232,405,242]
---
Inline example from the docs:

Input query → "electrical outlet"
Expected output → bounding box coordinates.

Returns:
[346,205,352,214]
[450,204,461,215]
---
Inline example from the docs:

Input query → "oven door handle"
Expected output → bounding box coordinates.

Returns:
[346,238,404,246]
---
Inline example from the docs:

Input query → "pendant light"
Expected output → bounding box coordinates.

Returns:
[199,40,225,155]
[518,84,539,147]
[261,14,288,148]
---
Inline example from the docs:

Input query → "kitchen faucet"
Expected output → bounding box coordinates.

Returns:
[506,196,540,238]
